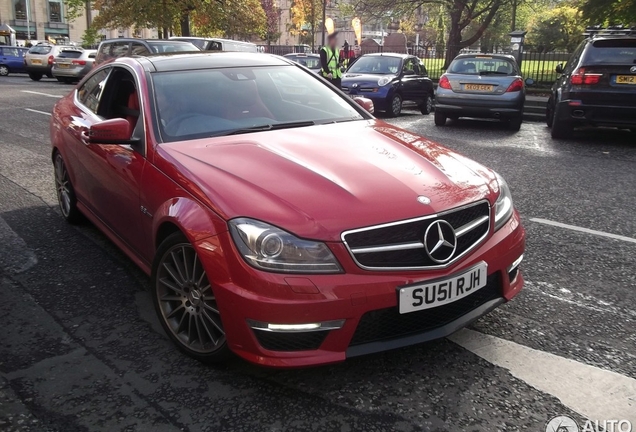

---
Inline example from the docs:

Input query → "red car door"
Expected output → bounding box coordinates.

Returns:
[69,66,148,256]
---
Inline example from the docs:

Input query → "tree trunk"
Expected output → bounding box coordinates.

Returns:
[180,12,191,36]
[444,6,462,69]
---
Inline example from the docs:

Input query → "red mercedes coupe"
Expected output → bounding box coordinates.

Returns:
[50,53,525,367]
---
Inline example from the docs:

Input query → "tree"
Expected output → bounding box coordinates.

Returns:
[260,0,281,45]
[355,0,514,67]
[580,0,636,25]
[290,0,322,49]
[525,6,585,51]
[81,26,100,48]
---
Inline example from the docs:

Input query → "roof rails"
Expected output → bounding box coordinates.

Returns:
[583,25,636,38]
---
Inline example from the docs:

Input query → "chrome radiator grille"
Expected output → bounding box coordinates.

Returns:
[342,201,491,270]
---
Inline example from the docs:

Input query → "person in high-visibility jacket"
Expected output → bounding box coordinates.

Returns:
[320,32,342,89]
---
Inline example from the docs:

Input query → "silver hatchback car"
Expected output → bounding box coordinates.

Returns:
[52,48,97,83]
[435,54,532,131]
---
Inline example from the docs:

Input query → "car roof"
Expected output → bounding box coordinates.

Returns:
[100,38,193,45]
[362,52,411,59]
[453,53,516,61]
[135,52,292,72]
[284,53,319,57]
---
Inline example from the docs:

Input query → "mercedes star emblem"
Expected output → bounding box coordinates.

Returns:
[631,66,636,73]
[424,220,457,264]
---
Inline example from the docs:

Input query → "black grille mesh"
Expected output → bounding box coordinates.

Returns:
[344,202,490,269]
[349,273,501,346]
[253,330,329,351]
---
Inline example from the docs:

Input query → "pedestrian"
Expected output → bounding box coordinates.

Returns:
[320,32,342,89]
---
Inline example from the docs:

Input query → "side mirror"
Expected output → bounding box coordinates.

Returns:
[353,96,374,114]
[555,63,564,74]
[525,78,535,86]
[403,70,415,76]
[88,118,133,144]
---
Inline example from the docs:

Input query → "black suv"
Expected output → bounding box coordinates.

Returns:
[547,26,636,139]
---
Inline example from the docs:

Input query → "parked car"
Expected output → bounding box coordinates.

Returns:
[94,38,199,66]
[283,53,321,73]
[0,46,28,76]
[170,37,258,53]
[52,48,96,83]
[341,53,434,117]
[50,52,525,368]
[435,54,530,131]
[547,27,636,139]
[25,43,73,81]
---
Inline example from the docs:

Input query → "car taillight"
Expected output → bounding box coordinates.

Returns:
[506,78,524,92]
[439,75,452,90]
[570,68,602,85]
[72,60,87,65]
[48,55,54,65]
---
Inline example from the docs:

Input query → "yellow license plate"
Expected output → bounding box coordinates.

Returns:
[31,59,42,65]
[616,75,636,84]
[465,84,493,91]
[58,64,69,68]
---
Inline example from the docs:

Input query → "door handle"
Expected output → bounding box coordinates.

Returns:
[80,130,90,145]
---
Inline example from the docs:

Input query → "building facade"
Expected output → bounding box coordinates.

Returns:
[0,0,156,44]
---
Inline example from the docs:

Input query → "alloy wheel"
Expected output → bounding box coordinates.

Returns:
[0,66,9,76]
[156,244,226,354]
[390,94,402,117]
[54,154,72,217]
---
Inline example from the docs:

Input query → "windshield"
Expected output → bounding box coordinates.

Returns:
[348,56,402,74]
[448,56,517,75]
[152,65,365,142]
[289,56,320,69]
[148,42,199,53]
[585,39,636,64]
[29,45,51,55]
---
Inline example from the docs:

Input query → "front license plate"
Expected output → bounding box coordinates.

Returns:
[616,75,636,84]
[31,59,42,65]
[398,262,488,314]
[464,84,493,91]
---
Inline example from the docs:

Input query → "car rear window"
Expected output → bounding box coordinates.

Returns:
[289,56,321,69]
[58,50,83,59]
[147,42,198,53]
[448,56,517,75]
[584,39,636,64]
[29,46,52,55]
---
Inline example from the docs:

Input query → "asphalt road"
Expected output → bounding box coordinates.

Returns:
[0,75,634,432]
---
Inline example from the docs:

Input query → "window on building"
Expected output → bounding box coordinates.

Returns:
[48,0,63,23]
[14,0,27,20]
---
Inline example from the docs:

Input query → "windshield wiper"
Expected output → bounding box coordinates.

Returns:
[212,121,316,137]
[479,71,509,75]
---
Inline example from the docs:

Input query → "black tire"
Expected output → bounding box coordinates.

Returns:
[388,93,402,117]
[28,72,42,81]
[64,77,75,84]
[434,111,447,126]
[0,65,9,77]
[550,105,573,139]
[420,93,433,115]
[53,152,83,224]
[508,116,523,132]
[56,76,64,82]
[152,232,232,364]
[46,72,53,78]
[546,97,554,127]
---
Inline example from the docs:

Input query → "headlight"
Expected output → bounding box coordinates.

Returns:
[494,173,514,231]
[377,76,393,86]
[228,218,342,273]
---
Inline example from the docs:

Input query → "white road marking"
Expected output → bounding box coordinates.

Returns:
[449,328,636,425]
[24,108,51,116]
[530,217,636,244]
[21,90,63,98]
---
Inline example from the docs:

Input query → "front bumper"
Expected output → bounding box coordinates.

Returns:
[343,86,393,111]
[436,91,524,119]
[197,211,525,368]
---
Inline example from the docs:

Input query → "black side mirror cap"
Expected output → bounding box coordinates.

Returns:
[555,63,564,74]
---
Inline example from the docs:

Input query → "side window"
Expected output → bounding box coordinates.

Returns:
[564,42,585,74]
[131,42,150,56]
[403,58,415,74]
[110,41,130,58]
[418,60,428,76]
[96,43,112,63]
[78,68,110,113]
[3,48,19,57]
[96,67,140,137]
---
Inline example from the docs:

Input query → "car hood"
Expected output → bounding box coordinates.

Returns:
[159,120,497,241]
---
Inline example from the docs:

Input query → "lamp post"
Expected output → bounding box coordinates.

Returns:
[321,0,327,47]
[26,0,31,41]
